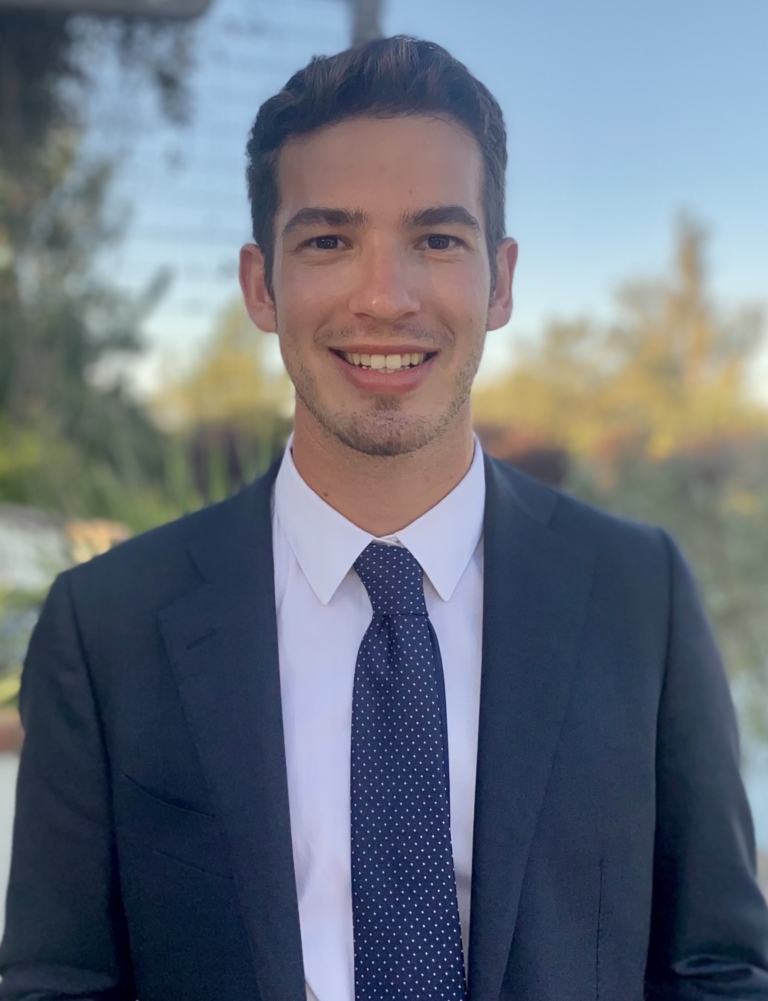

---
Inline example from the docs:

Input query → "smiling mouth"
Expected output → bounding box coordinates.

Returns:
[333,350,436,372]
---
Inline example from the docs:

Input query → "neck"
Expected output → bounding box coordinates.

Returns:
[290,403,475,537]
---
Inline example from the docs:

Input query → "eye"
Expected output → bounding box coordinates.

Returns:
[311,235,342,250]
[425,234,458,251]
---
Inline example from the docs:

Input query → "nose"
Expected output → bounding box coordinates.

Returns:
[347,237,420,323]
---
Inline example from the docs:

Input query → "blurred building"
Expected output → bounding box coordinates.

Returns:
[0,504,131,592]
[0,506,71,593]
[475,425,569,488]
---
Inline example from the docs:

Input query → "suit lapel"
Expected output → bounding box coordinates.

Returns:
[159,461,306,1001]
[467,457,596,1001]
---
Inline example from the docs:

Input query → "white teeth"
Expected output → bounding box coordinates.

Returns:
[341,351,429,371]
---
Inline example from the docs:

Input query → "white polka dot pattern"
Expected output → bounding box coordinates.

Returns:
[351,543,467,1001]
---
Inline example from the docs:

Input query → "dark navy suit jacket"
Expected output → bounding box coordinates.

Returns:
[1,455,768,1000]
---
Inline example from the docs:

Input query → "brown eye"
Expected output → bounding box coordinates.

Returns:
[426,235,452,250]
[314,236,340,250]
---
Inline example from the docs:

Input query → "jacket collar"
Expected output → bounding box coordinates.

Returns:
[274,436,486,605]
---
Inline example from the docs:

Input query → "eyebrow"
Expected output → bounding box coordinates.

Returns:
[282,207,369,236]
[281,204,481,238]
[402,206,481,232]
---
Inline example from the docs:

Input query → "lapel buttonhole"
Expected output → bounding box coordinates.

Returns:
[186,627,217,651]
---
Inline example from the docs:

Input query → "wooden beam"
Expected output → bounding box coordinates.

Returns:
[0,0,212,19]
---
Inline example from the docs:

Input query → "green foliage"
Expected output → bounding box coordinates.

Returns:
[152,299,293,432]
[0,7,194,527]
[0,417,184,531]
[150,297,293,508]
[0,589,43,707]
[474,218,768,743]
[568,441,768,742]
[474,219,766,458]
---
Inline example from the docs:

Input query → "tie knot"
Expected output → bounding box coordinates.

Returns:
[354,542,428,617]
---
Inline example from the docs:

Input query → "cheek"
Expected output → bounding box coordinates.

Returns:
[433,279,489,348]
[275,267,342,336]
[430,254,489,307]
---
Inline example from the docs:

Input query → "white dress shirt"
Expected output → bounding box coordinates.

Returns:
[272,440,485,1001]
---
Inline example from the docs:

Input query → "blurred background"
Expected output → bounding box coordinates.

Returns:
[1,0,767,927]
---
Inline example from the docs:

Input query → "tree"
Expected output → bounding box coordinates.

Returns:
[0,10,192,517]
[473,218,767,459]
[474,218,768,743]
[153,299,291,432]
[151,298,292,501]
[569,437,768,745]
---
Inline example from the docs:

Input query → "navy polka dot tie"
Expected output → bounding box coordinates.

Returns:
[351,542,468,1001]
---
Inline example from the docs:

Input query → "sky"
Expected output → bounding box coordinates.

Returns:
[93,0,768,390]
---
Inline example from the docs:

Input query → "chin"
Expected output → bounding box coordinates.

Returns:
[314,407,456,458]
[291,361,473,457]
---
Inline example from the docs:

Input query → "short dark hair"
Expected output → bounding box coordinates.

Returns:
[245,36,507,298]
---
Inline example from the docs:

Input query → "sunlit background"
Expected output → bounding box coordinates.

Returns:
[1,0,767,931]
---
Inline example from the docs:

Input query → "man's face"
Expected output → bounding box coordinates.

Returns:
[241,114,517,457]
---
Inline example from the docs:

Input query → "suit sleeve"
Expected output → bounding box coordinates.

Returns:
[0,573,135,1000]
[645,531,768,999]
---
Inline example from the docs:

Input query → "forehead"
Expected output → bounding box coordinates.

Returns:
[275,115,485,227]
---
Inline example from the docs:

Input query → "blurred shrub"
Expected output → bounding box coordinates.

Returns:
[0,7,197,533]
[569,439,768,742]
[151,297,293,504]
[474,218,766,459]
[0,590,42,707]
[152,299,292,432]
[475,218,768,742]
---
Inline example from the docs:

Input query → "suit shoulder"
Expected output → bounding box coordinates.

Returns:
[68,455,280,591]
[487,455,668,566]
[59,477,269,625]
[67,496,221,586]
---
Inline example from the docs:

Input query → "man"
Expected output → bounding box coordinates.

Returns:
[1,35,767,1001]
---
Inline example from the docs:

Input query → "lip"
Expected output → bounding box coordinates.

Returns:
[329,348,437,394]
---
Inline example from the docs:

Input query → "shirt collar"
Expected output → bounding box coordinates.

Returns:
[274,436,485,606]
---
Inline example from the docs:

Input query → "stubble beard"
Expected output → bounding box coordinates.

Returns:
[282,326,486,458]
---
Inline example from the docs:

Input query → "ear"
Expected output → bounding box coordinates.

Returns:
[487,238,519,331]
[239,243,277,333]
